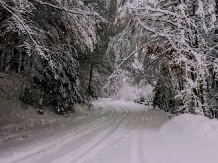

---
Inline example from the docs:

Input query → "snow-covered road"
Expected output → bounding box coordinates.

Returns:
[1,98,218,163]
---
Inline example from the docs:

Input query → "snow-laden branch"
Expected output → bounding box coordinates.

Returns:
[114,0,217,114]
[117,19,133,43]
[103,37,156,89]
[0,0,35,44]
[34,0,106,22]
[136,6,180,18]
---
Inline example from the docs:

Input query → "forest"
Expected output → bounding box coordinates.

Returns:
[0,0,218,119]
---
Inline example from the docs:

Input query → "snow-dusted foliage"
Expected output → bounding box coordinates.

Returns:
[115,0,218,116]
[116,82,154,103]
[103,16,156,96]
[0,0,104,111]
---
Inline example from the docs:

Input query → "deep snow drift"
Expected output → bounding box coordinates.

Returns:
[0,98,218,163]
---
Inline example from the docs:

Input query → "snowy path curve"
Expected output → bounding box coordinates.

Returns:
[1,98,218,163]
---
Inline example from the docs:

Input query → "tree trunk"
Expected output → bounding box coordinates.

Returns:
[88,64,94,96]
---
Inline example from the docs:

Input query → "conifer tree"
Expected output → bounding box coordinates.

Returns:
[0,0,104,112]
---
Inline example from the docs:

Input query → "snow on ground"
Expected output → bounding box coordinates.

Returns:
[0,98,218,163]
[146,114,218,163]
[160,113,218,138]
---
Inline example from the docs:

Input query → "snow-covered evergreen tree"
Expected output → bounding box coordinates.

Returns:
[0,0,104,112]
[108,0,217,116]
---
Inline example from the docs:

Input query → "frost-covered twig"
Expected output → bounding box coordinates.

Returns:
[34,0,106,22]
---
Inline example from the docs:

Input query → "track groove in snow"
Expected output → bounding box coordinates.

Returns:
[51,106,129,163]
[11,105,124,163]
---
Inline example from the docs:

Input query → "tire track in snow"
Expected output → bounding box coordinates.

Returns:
[16,123,111,163]
[13,101,128,163]
[80,104,150,163]
[78,106,135,163]
[4,103,119,163]
[129,112,148,163]
[50,102,129,163]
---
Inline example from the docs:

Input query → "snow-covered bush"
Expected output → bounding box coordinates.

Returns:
[115,83,154,104]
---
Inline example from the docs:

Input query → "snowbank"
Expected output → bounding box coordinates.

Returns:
[159,114,218,138]
[73,104,88,115]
